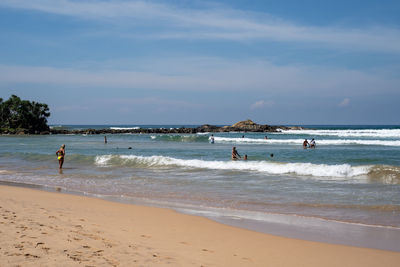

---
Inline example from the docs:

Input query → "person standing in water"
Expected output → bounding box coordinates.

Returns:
[310,138,316,148]
[232,146,241,160]
[303,139,309,149]
[56,144,66,169]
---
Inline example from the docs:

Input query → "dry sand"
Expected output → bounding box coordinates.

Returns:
[1,185,399,266]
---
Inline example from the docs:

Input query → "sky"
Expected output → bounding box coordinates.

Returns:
[0,0,399,125]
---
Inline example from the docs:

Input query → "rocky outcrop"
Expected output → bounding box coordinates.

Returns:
[227,119,280,132]
[40,120,305,135]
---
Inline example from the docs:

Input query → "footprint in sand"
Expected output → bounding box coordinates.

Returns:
[35,242,44,248]
[24,253,40,258]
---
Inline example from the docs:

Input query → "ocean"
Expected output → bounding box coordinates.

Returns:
[1,125,400,251]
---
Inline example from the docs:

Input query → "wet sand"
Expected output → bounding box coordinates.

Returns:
[1,185,399,266]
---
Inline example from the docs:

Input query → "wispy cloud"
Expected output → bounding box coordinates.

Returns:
[1,0,400,53]
[95,97,204,113]
[250,100,274,110]
[0,60,398,96]
[338,98,350,107]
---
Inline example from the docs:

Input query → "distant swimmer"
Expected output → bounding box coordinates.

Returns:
[242,135,245,138]
[210,134,215,144]
[303,139,309,149]
[264,136,268,140]
[243,154,248,160]
[56,144,65,169]
[310,138,316,148]
[232,146,241,160]
[104,136,107,144]
[270,153,274,158]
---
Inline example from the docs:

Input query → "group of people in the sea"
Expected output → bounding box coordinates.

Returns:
[229,136,316,161]
[303,138,316,149]
[231,146,275,161]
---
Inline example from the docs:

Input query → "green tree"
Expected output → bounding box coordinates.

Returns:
[0,95,50,133]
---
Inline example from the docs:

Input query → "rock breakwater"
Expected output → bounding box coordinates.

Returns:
[49,120,304,135]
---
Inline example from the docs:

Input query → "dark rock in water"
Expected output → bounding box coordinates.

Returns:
[215,119,291,133]
[43,119,305,135]
[232,119,258,128]
[286,126,305,130]
[16,128,28,135]
[196,124,220,132]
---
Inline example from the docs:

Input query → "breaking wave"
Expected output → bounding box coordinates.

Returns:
[109,127,140,130]
[280,129,400,138]
[95,154,374,179]
[212,137,400,146]
[150,135,209,142]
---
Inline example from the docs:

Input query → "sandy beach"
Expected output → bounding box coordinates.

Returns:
[0,186,400,266]
[0,185,399,266]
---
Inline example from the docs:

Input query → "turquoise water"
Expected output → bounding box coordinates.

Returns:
[1,125,400,249]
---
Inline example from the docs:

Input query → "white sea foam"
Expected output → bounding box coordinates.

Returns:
[212,137,400,146]
[109,127,140,130]
[280,129,400,138]
[94,155,371,178]
[95,155,113,166]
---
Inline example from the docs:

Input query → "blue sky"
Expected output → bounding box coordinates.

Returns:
[0,0,399,125]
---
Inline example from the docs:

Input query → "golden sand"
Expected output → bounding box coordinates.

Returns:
[1,185,399,266]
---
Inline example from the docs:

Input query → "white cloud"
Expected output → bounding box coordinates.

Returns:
[339,98,350,107]
[0,60,398,96]
[250,100,274,110]
[1,0,400,53]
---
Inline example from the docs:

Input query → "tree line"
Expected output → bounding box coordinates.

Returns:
[0,95,50,134]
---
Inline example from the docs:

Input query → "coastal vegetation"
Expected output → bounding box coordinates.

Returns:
[0,96,301,135]
[0,95,50,134]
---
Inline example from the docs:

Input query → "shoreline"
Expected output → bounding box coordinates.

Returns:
[2,180,400,253]
[1,184,400,266]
